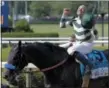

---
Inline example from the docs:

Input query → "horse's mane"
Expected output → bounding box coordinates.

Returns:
[24,42,67,52]
[43,42,66,52]
[11,42,67,57]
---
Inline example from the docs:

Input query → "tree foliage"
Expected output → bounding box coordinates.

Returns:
[8,1,108,18]
[29,1,52,17]
[15,19,33,32]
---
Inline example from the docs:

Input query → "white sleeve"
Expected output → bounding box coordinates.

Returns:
[59,42,71,48]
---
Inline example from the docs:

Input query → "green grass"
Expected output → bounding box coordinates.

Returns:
[1,46,11,61]
[30,24,108,37]
[93,46,108,50]
[1,69,9,85]
[1,46,108,61]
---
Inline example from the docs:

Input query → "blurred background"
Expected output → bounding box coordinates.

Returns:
[1,1,108,37]
[1,1,108,88]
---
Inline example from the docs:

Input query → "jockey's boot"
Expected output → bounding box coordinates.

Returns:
[73,51,93,69]
[73,51,93,88]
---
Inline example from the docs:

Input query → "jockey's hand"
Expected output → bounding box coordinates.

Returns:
[63,8,71,16]
[69,42,73,47]
[69,35,76,42]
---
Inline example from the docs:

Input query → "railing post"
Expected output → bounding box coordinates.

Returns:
[101,13,105,46]
[26,68,32,88]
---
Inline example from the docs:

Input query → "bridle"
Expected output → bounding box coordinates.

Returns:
[5,43,28,73]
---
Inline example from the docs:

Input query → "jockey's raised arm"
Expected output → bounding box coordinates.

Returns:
[59,8,73,28]
[60,5,86,28]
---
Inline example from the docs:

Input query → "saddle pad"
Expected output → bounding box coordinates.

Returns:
[80,50,109,79]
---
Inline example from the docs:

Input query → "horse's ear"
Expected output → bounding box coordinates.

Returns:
[18,40,22,51]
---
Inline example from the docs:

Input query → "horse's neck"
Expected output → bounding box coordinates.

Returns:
[23,44,61,69]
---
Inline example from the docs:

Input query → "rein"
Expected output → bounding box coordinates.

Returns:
[40,58,67,72]
[22,51,68,72]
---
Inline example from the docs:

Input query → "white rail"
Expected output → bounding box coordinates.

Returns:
[1,40,108,44]
[2,37,108,41]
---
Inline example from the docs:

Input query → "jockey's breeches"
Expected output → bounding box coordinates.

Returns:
[67,41,94,55]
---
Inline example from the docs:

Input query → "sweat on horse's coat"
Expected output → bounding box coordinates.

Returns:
[4,41,109,88]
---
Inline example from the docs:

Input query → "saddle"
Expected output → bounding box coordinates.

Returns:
[80,50,109,79]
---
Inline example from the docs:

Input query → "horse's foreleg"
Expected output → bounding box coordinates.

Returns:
[43,75,51,88]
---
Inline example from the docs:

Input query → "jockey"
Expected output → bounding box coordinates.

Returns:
[59,5,98,88]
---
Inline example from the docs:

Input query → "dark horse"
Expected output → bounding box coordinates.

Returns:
[4,41,109,88]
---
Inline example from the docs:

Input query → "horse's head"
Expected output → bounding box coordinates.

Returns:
[4,41,28,86]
